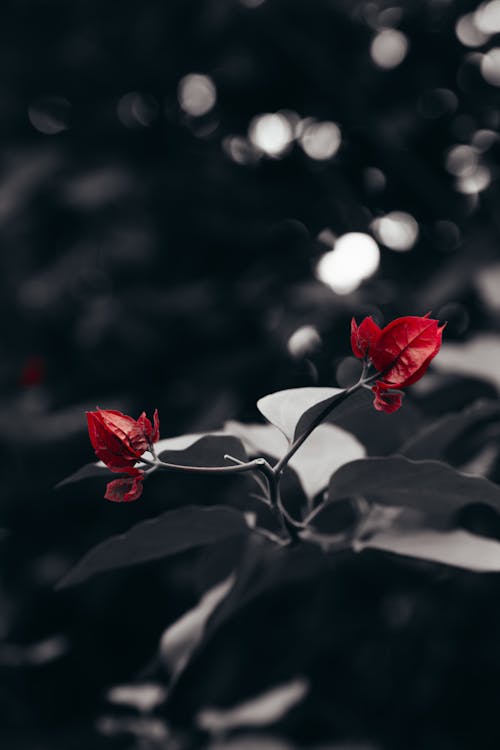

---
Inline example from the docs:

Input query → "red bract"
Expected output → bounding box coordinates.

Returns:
[370,315,445,388]
[87,409,160,501]
[105,474,144,503]
[372,383,403,414]
[350,316,381,359]
[20,355,45,387]
[351,314,444,413]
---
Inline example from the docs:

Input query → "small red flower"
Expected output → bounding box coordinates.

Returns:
[20,355,46,387]
[104,474,144,503]
[351,314,445,413]
[87,408,160,501]
[371,382,403,414]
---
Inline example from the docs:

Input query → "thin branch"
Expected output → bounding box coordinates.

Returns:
[272,382,359,477]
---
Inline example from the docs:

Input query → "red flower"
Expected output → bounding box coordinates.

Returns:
[370,315,444,388]
[351,314,445,413]
[87,408,160,472]
[87,408,159,501]
[20,355,45,387]
[371,383,403,414]
[104,474,144,503]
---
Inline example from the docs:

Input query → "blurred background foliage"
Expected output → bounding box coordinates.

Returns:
[2,0,500,747]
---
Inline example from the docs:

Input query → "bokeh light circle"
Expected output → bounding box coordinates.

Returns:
[316,232,380,295]
[455,13,489,47]
[248,113,294,157]
[371,211,419,251]
[299,120,341,160]
[481,48,500,86]
[178,74,217,117]
[370,29,409,69]
[28,96,70,134]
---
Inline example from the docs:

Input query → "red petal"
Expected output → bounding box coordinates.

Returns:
[370,316,443,387]
[97,409,137,450]
[136,411,152,438]
[152,409,160,443]
[372,383,403,414]
[359,317,381,356]
[130,412,153,454]
[86,411,141,472]
[130,409,160,455]
[351,317,381,359]
[350,318,362,358]
[130,409,161,452]
[20,356,45,387]
[104,474,144,503]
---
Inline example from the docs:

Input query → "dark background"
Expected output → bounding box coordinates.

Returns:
[1,0,500,748]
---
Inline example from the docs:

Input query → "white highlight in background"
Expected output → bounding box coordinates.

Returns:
[481,48,500,86]
[316,232,380,295]
[475,1,500,34]
[248,112,294,157]
[178,74,217,117]
[298,120,341,160]
[371,211,419,252]
[455,13,489,47]
[370,29,409,70]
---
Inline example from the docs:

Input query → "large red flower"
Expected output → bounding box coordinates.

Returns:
[370,315,445,389]
[87,408,160,501]
[351,314,444,413]
[87,408,160,472]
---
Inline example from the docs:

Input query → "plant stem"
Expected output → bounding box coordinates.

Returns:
[147,454,277,498]
[157,455,272,476]
[272,381,359,478]
[272,370,381,479]
[139,370,377,545]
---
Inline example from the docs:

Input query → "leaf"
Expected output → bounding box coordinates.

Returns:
[106,683,167,712]
[288,424,365,501]
[96,715,169,742]
[160,575,235,682]
[196,678,309,733]
[432,334,500,392]
[205,736,294,749]
[195,539,324,658]
[400,399,500,462]
[226,420,365,501]
[356,524,500,572]
[202,539,325,646]
[225,420,288,458]
[304,498,360,535]
[158,435,247,467]
[56,461,112,488]
[166,540,325,715]
[154,431,227,457]
[56,506,249,589]
[257,387,344,441]
[328,456,500,522]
